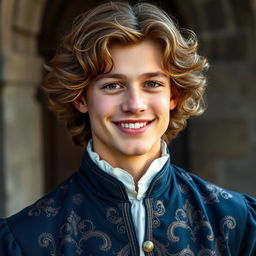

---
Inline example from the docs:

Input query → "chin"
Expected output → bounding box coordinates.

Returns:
[121,144,153,156]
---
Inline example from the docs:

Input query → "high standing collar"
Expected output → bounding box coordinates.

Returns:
[77,149,172,201]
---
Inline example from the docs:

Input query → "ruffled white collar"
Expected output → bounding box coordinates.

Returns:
[87,140,169,200]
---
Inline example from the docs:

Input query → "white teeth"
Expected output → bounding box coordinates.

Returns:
[119,122,148,129]
[134,123,140,129]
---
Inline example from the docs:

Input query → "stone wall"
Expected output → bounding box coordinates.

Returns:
[174,0,256,196]
[0,0,255,217]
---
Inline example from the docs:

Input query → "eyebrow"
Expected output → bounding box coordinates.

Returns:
[95,72,169,81]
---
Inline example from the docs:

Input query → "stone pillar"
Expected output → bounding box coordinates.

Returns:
[0,52,44,216]
[0,0,46,217]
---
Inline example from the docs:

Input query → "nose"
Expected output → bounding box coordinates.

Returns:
[121,87,147,113]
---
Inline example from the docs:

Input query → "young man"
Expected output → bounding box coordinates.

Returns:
[0,2,255,255]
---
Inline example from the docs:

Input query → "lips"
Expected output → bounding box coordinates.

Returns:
[113,119,154,134]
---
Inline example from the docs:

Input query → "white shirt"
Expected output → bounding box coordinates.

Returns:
[87,140,169,255]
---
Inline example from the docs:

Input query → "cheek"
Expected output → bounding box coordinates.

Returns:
[152,95,170,114]
[88,96,118,121]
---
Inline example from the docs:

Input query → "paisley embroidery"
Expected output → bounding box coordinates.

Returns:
[214,217,236,254]
[38,233,57,256]
[203,184,233,204]
[28,198,61,217]
[152,200,165,228]
[167,200,214,243]
[169,246,216,256]
[106,205,137,256]
[72,193,85,205]
[220,216,236,240]
[154,243,218,256]
[165,210,236,256]
[106,207,126,234]
[38,210,112,255]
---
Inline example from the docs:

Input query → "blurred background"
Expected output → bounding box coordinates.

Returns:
[0,0,255,218]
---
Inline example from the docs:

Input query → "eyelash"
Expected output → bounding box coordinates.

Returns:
[144,80,164,88]
[102,83,122,90]
[101,80,164,91]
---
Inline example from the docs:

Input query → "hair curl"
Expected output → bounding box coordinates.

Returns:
[42,1,209,147]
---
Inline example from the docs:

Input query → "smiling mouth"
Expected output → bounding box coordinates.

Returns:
[113,120,154,129]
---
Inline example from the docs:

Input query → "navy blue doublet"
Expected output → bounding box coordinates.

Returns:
[0,150,255,255]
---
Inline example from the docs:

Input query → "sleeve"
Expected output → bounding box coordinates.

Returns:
[239,194,256,255]
[0,218,23,256]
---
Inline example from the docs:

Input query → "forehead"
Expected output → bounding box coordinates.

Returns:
[107,40,166,75]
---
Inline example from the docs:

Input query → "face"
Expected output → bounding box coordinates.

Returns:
[74,40,177,165]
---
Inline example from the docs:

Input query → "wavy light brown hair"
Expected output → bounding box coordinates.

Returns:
[43,1,209,147]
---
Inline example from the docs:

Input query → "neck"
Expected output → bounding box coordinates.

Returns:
[92,141,162,187]
[114,152,161,185]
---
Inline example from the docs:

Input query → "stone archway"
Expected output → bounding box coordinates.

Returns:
[38,0,192,193]
[1,0,256,217]
[38,0,256,197]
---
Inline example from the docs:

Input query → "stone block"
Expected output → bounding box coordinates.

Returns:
[13,32,37,55]
[14,0,46,35]
[0,52,43,83]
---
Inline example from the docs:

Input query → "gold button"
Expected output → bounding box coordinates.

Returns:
[142,240,154,252]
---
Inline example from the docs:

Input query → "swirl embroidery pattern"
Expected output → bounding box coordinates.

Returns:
[167,200,214,243]
[38,233,56,256]
[215,215,236,253]
[152,200,166,228]
[106,206,131,256]
[28,198,61,217]
[106,207,126,234]
[165,200,237,255]
[203,184,233,204]
[38,210,112,255]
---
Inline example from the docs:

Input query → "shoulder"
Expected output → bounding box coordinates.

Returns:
[0,218,23,255]
[171,165,256,254]
[8,174,76,218]
[171,165,256,229]
[172,164,249,207]
[0,174,82,255]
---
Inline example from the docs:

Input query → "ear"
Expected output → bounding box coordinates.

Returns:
[73,95,88,113]
[170,87,179,110]
[170,96,178,110]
